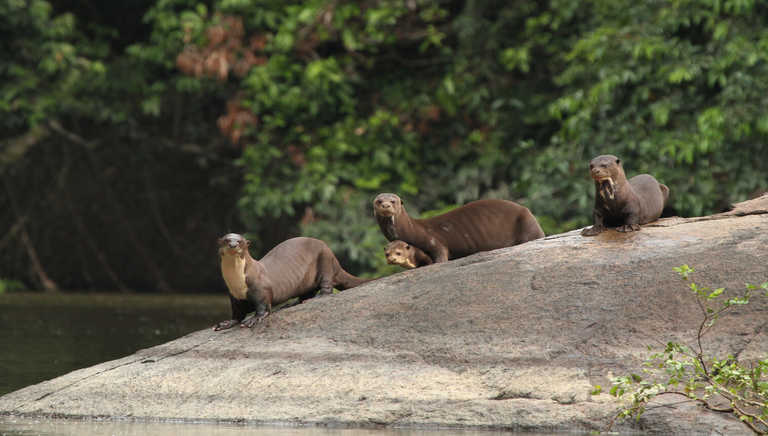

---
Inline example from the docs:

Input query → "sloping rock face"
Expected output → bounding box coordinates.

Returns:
[2,195,767,435]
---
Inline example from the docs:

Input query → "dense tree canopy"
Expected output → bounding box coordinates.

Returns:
[1,0,766,291]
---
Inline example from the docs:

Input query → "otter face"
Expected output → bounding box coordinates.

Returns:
[589,155,622,200]
[373,193,403,218]
[384,240,416,269]
[218,233,249,257]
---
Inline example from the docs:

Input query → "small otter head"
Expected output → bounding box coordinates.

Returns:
[218,233,249,258]
[588,155,624,200]
[373,193,404,218]
[384,240,416,269]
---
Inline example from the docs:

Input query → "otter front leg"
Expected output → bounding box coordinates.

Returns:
[616,218,641,232]
[213,295,251,331]
[616,224,641,232]
[241,289,272,328]
[581,210,606,236]
[616,210,642,233]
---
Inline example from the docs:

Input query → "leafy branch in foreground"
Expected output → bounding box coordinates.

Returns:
[604,265,768,434]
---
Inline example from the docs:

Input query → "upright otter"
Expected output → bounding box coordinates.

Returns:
[373,193,545,263]
[214,234,367,330]
[384,240,433,269]
[581,155,669,236]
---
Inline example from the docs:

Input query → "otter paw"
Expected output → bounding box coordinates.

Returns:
[213,319,239,331]
[239,318,254,328]
[581,226,605,237]
[240,315,266,328]
[616,224,641,233]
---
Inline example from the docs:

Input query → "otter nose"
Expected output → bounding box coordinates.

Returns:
[228,240,238,248]
[381,202,391,209]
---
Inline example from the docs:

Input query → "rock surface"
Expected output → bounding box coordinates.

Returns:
[2,195,767,435]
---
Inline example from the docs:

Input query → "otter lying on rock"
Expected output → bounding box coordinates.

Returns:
[385,240,433,269]
[373,193,545,263]
[581,155,669,236]
[215,234,368,330]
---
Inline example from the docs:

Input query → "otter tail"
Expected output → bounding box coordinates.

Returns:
[333,264,371,290]
[335,270,371,290]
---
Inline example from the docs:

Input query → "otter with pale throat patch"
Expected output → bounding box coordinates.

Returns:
[384,240,433,269]
[373,193,545,263]
[214,234,368,330]
[581,155,669,236]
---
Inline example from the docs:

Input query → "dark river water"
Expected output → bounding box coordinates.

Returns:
[0,292,231,396]
[0,292,584,436]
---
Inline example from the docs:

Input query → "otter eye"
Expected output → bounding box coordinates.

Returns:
[589,164,594,169]
[616,158,620,164]
[395,251,401,256]
[376,199,382,204]
[405,245,410,249]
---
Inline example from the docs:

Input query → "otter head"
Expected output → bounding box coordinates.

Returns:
[218,233,249,258]
[373,193,404,218]
[589,155,624,201]
[384,240,416,269]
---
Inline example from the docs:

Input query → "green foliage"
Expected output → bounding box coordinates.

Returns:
[606,266,768,433]
[122,0,768,273]
[0,278,27,294]
[137,0,578,272]
[3,0,768,288]
[541,0,768,218]
[0,0,106,137]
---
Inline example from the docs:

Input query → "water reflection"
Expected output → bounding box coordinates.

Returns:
[0,293,229,396]
[0,417,566,436]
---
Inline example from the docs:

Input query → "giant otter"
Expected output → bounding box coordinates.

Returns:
[214,234,367,330]
[581,155,669,236]
[384,240,433,269]
[373,193,545,263]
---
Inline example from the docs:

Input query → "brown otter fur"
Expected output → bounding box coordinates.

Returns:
[581,155,669,236]
[214,234,367,330]
[384,240,433,269]
[373,193,545,263]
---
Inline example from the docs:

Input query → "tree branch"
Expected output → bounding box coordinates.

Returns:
[1,174,59,292]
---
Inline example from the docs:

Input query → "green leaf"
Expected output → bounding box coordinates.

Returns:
[668,66,694,83]
[707,288,724,299]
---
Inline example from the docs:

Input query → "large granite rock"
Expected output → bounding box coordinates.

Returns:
[2,195,767,435]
